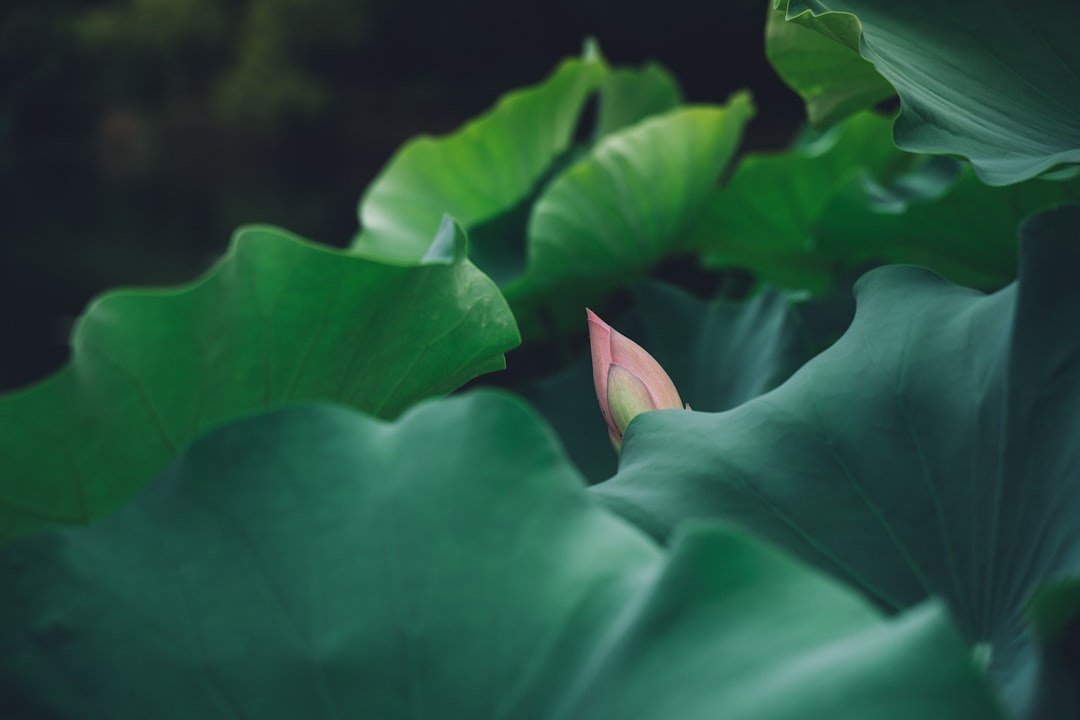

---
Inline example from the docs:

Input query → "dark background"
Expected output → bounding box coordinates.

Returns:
[0,0,803,392]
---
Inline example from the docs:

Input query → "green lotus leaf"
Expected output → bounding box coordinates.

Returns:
[784,0,1080,185]
[595,62,683,137]
[594,206,1080,719]
[0,217,518,545]
[692,110,1080,294]
[350,46,749,342]
[351,49,607,263]
[507,95,755,335]
[688,110,907,292]
[400,61,683,293]
[0,394,1002,719]
[766,0,895,128]
[817,165,1080,291]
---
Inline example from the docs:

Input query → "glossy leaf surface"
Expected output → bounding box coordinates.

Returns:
[508,97,754,333]
[0,219,518,543]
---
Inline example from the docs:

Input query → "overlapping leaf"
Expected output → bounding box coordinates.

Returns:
[817,166,1080,290]
[691,111,1080,294]
[508,96,754,335]
[594,206,1080,719]
[519,99,755,292]
[688,110,908,291]
[350,45,751,339]
[766,0,895,128]
[779,0,1080,184]
[1,394,1002,719]
[0,218,519,544]
[351,50,606,263]
[350,45,687,271]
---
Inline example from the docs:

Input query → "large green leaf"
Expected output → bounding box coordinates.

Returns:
[689,110,908,292]
[0,218,519,545]
[766,0,895,128]
[351,50,606,263]
[0,394,1003,719]
[784,0,1080,185]
[594,206,1080,718]
[507,96,755,334]
[521,280,852,483]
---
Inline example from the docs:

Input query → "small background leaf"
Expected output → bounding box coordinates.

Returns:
[348,48,751,343]
[508,95,755,336]
[691,112,1080,294]
[689,110,908,292]
[595,63,683,138]
[351,51,606,262]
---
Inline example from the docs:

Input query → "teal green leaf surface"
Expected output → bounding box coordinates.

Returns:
[594,206,1080,719]
[689,110,907,291]
[0,394,1002,719]
[508,96,755,332]
[766,0,895,128]
[0,219,519,544]
[786,0,1080,185]
[521,280,852,484]
[351,52,606,262]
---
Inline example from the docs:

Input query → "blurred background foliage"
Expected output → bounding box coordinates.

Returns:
[0,0,800,392]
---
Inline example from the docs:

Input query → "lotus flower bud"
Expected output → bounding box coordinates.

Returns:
[587,308,686,451]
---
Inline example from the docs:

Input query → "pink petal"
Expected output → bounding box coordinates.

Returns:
[586,308,615,428]
[606,325,682,411]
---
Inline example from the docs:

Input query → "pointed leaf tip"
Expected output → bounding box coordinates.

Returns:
[422,214,468,265]
[582,36,602,62]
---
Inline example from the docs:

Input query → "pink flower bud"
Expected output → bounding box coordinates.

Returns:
[587,308,685,450]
